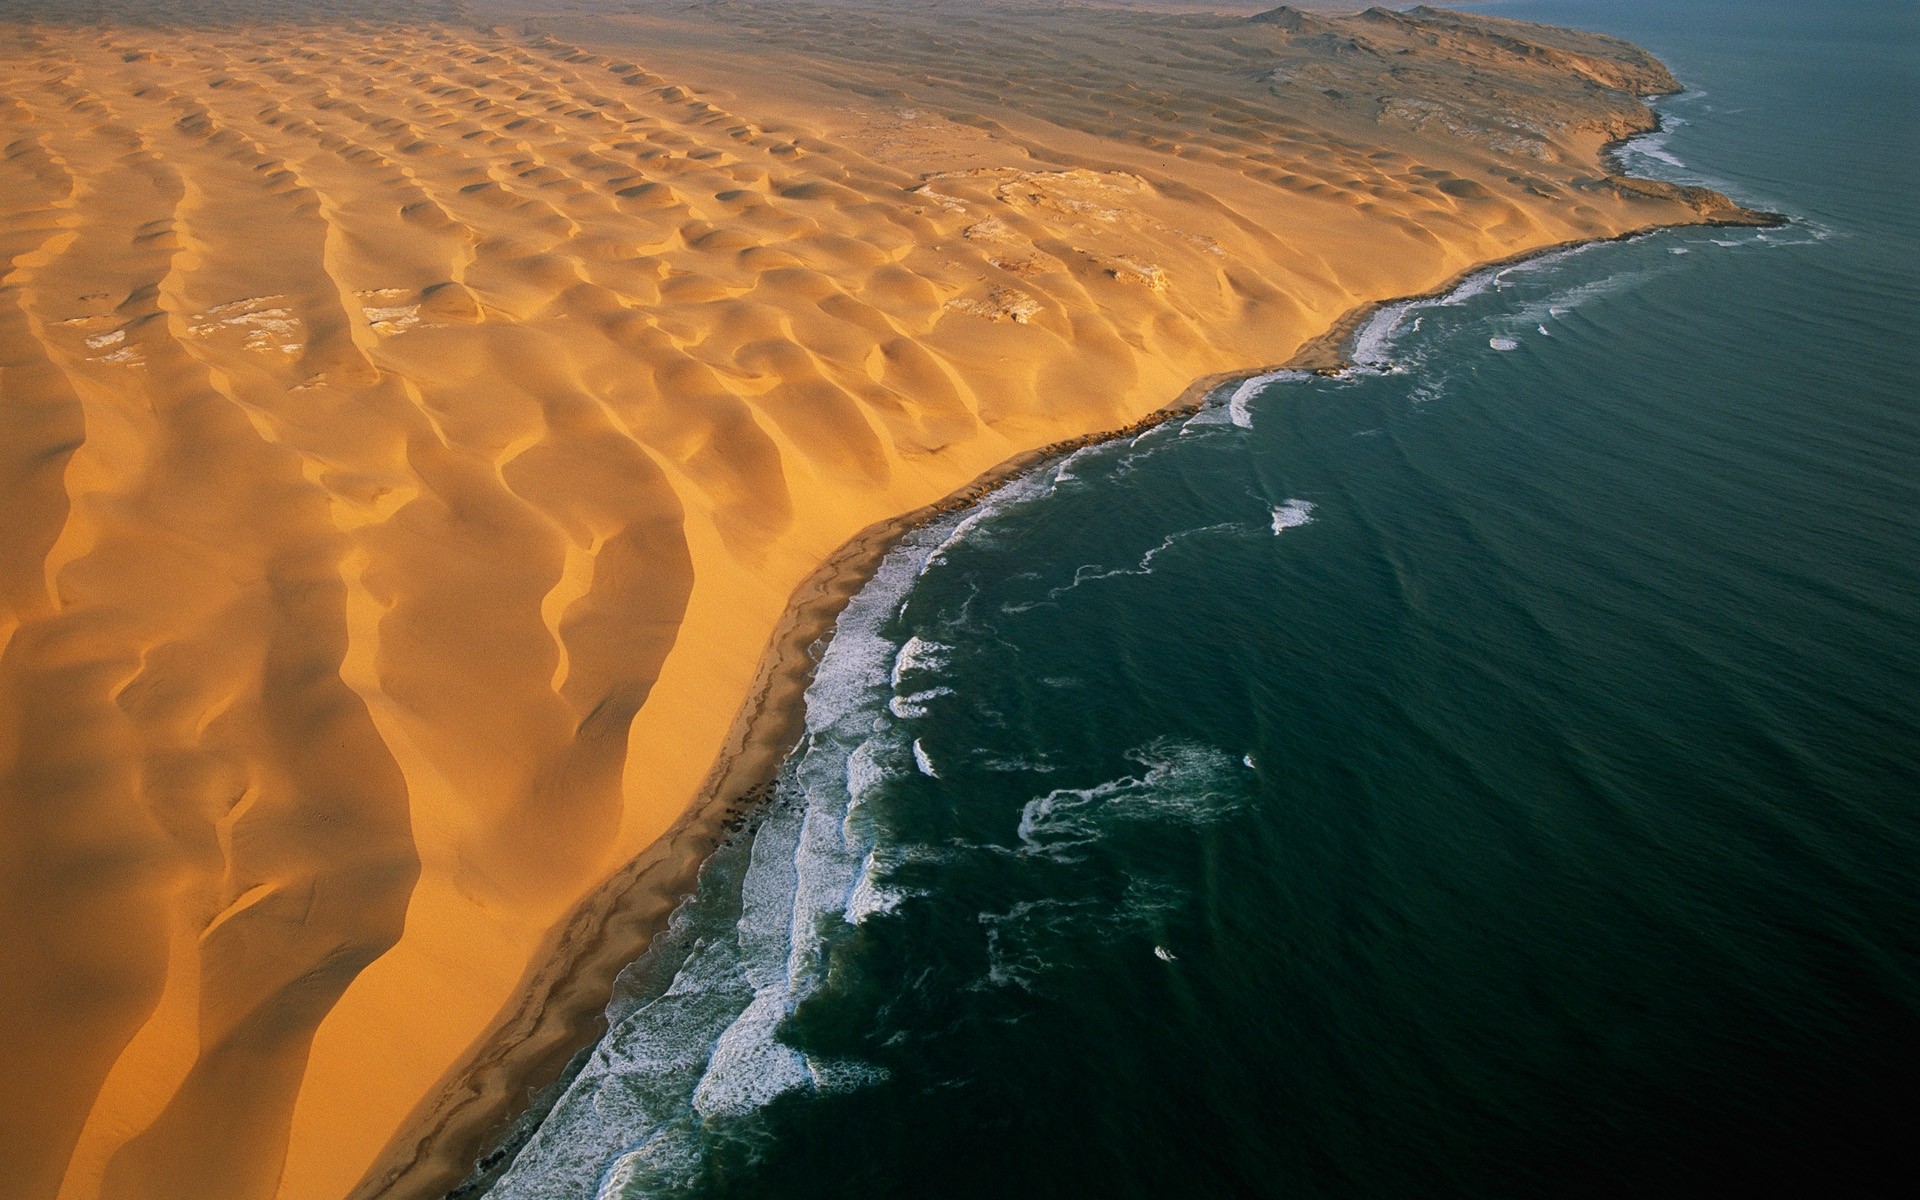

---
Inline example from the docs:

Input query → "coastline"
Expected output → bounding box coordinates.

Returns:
[349,363,1262,1199]
[359,178,1783,1198]
[3,5,1815,1193]
[1293,116,1786,373]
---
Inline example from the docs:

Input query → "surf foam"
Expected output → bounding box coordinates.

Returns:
[1016,740,1241,861]
[488,491,1002,1195]
[1271,499,1316,535]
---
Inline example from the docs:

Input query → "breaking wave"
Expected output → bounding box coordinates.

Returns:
[484,490,1011,1197]
[1016,741,1242,862]
[1271,499,1317,534]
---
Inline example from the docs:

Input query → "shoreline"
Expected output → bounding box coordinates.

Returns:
[352,363,1266,1200]
[356,185,1784,1199]
[1296,117,1787,372]
[3,6,1814,1192]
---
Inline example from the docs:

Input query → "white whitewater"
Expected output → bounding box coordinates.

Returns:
[487,459,1074,1198]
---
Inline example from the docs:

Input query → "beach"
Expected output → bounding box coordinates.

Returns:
[0,2,1771,1196]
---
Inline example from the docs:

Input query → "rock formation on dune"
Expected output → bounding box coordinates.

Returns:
[0,2,1766,1198]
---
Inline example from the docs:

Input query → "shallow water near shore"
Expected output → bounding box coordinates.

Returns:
[480,1,1918,1195]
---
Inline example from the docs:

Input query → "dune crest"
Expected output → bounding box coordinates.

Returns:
[0,2,1767,1197]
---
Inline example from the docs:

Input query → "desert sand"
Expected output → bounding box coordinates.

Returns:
[0,2,1766,1197]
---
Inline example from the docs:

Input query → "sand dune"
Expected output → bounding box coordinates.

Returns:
[0,2,1765,1197]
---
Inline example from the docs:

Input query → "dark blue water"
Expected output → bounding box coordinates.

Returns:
[484,2,1919,1195]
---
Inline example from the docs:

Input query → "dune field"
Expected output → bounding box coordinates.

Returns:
[0,1,1767,1197]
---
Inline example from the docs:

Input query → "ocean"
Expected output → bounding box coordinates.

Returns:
[476,1,1919,1195]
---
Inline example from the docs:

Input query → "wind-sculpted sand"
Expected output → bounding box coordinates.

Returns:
[0,1,1767,1197]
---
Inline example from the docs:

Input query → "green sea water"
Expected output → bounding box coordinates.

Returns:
[478,2,1919,1195]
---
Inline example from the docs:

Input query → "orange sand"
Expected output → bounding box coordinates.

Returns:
[0,3,1760,1197]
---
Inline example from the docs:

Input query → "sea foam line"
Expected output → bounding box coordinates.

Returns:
[487,496,1001,1196]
